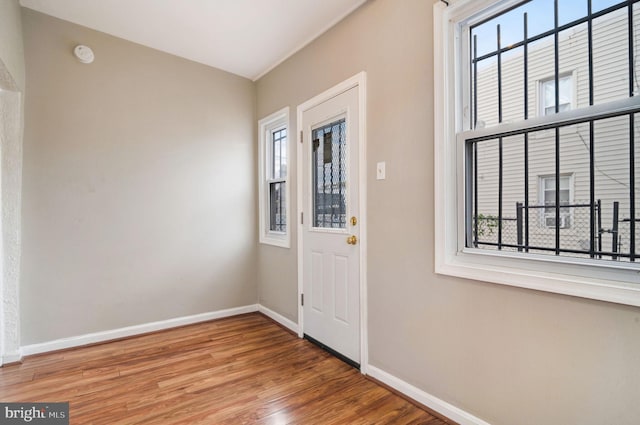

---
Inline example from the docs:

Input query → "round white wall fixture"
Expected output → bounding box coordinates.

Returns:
[73,45,95,64]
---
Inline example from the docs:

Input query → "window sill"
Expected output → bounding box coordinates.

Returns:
[436,249,640,307]
[259,234,290,249]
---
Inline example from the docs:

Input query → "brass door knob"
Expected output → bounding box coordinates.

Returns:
[346,235,358,245]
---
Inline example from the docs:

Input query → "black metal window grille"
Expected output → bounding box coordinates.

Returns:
[268,128,287,232]
[312,119,347,229]
[466,0,640,263]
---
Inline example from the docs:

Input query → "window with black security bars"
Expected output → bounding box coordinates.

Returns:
[466,0,640,263]
[269,128,286,232]
[312,119,347,229]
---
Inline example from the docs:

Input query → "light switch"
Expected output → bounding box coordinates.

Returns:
[376,161,386,180]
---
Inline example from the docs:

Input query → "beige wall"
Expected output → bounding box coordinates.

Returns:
[256,1,640,424]
[20,9,257,345]
[12,1,640,423]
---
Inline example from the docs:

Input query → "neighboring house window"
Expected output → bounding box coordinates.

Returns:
[434,0,640,306]
[540,74,572,115]
[258,107,290,247]
[539,175,572,229]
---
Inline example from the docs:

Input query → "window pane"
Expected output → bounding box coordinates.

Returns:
[544,177,555,191]
[544,189,554,205]
[541,75,573,115]
[594,115,631,259]
[544,81,555,109]
[528,34,556,115]
[502,47,526,123]
[557,0,587,27]
[312,119,347,229]
[472,1,634,125]
[593,7,629,105]
[272,128,287,180]
[471,0,555,59]
[540,175,572,221]
[468,115,640,261]
[466,0,640,264]
[474,57,499,128]
[558,76,572,105]
[635,2,640,95]
[471,38,525,126]
[593,0,624,13]
[471,135,530,251]
[269,182,286,232]
[501,134,526,251]
[473,139,500,248]
[634,112,640,261]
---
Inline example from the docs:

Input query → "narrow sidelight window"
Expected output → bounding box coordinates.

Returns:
[259,108,290,247]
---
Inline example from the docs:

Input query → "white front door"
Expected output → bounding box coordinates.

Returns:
[301,86,360,365]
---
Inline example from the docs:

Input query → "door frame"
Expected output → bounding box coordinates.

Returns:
[296,72,368,373]
[0,62,24,366]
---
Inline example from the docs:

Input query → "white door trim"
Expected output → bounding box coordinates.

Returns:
[296,72,368,374]
[0,65,24,366]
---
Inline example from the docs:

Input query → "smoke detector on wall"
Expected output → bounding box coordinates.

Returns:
[73,45,94,64]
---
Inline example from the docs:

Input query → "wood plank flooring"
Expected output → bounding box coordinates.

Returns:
[0,313,449,424]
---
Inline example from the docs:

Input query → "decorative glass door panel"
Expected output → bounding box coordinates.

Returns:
[312,118,347,229]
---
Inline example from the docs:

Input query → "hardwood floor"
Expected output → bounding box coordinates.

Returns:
[0,313,450,424]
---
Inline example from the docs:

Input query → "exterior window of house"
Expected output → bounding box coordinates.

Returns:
[540,74,572,115]
[539,175,572,229]
[258,108,290,248]
[434,0,640,306]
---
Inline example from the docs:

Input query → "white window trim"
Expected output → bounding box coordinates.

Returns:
[434,0,640,307]
[258,107,290,248]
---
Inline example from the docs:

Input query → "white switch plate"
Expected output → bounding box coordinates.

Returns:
[376,161,386,180]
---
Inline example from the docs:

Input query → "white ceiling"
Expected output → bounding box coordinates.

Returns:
[19,0,367,80]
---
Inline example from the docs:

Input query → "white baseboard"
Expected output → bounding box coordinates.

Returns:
[1,350,23,365]
[21,304,259,356]
[258,304,299,333]
[367,365,491,425]
[9,306,487,425]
